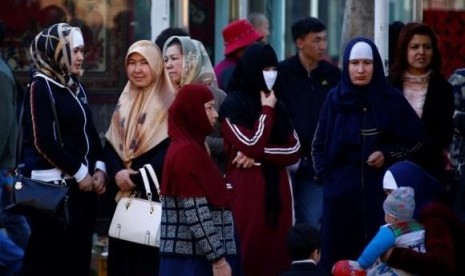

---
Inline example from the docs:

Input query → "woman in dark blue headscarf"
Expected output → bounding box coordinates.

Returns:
[312,36,425,272]
[382,160,447,216]
[382,160,465,275]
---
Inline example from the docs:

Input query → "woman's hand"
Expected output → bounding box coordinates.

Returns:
[212,258,232,276]
[115,169,138,191]
[92,170,107,195]
[261,90,276,108]
[232,151,255,168]
[380,247,393,263]
[78,174,93,192]
[367,151,384,168]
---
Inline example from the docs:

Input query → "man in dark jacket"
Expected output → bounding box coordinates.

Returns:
[276,16,340,229]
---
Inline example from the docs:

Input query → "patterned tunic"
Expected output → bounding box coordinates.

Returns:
[160,196,236,261]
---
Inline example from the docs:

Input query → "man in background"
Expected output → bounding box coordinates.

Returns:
[248,12,270,43]
[276,17,340,229]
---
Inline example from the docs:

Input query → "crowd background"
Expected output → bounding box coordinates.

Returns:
[2,0,465,275]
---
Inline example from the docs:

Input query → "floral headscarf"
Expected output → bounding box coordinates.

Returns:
[163,36,218,88]
[105,40,176,167]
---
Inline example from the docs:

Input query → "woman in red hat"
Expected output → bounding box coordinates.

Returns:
[214,19,263,91]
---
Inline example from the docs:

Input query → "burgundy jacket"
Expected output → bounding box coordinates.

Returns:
[387,202,465,276]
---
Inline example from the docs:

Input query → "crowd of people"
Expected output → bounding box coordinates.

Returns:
[0,9,465,276]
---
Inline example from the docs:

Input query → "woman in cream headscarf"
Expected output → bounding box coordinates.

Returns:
[163,36,227,173]
[104,40,175,276]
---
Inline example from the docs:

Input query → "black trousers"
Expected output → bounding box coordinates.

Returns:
[21,183,98,276]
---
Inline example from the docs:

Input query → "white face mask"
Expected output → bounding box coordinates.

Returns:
[263,70,277,91]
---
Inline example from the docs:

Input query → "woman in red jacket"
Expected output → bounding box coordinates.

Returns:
[219,43,301,276]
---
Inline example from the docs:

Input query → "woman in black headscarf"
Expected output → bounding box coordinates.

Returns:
[21,23,106,275]
[219,43,300,276]
[312,36,425,272]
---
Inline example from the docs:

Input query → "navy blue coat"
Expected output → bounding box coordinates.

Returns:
[312,37,425,271]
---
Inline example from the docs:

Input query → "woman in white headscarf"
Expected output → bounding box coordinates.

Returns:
[104,40,176,276]
[21,23,106,275]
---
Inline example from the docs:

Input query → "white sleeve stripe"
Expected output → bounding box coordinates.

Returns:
[264,131,301,154]
[225,115,267,146]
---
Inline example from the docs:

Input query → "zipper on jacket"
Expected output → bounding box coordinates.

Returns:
[68,84,90,167]
[307,70,315,91]
[361,107,369,243]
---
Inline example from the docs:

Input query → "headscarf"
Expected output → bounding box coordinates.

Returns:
[30,23,83,90]
[105,40,175,167]
[163,36,218,88]
[161,83,229,207]
[383,160,447,218]
[219,43,294,227]
[331,37,388,109]
[220,43,292,143]
[325,36,424,157]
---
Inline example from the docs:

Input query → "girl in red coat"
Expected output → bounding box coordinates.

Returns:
[219,43,301,276]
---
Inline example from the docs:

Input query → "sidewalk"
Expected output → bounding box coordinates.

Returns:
[90,235,108,276]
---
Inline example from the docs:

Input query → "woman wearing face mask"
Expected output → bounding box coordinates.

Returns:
[219,43,301,276]
[20,23,106,275]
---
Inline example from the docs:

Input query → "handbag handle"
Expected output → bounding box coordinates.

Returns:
[143,164,161,197]
[139,167,153,201]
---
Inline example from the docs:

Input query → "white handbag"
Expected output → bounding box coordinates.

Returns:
[108,164,162,247]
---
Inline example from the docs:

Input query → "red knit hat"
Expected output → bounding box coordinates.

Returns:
[222,19,263,56]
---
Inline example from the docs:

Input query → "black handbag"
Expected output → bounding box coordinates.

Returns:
[5,79,70,226]
[6,175,70,225]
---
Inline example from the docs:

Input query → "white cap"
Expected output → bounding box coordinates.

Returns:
[383,170,398,190]
[70,28,84,49]
[349,41,372,60]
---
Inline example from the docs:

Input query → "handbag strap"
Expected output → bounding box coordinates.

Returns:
[143,164,161,196]
[139,167,153,201]
[15,78,26,168]
[45,80,63,147]
[16,79,64,164]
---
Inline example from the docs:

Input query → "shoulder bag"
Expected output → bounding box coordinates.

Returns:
[5,79,70,226]
[108,164,162,247]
